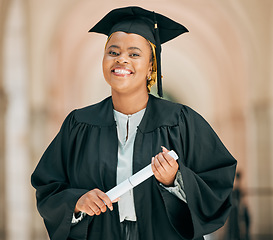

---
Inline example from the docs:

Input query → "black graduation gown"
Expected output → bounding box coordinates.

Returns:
[31,94,237,240]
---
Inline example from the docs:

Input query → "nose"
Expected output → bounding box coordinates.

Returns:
[115,54,128,64]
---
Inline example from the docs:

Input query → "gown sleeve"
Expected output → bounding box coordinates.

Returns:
[31,111,91,240]
[160,171,187,203]
[160,105,237,239]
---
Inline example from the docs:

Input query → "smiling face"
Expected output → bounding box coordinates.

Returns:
[102,31,152,97]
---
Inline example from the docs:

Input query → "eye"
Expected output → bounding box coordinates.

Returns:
[129,53,140,57]
[108,51,119,56]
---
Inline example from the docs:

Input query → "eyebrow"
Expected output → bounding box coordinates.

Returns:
[107,45,142,52]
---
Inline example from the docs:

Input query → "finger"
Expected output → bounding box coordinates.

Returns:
[155,154,179,182]
[151,157,161,177]
[85,207,95,216]
[153,155,165,175]
[90,194,107,213]
[112,197,120,203]
[82,200,99,216]
[88,201,102,215]
[84,193,106,215]
[94,189,113,211]
[161,146,176,165]
[96,201,107,213]
[161,146,169,153]
[157,153,172,171]
[162,151,177,167]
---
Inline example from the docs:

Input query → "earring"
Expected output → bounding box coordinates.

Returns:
[147,76,152,81]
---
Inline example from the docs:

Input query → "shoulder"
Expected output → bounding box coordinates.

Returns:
[71,96,115,127]
[149,94,193,119]
[150,94,181,109]
[149,94,182,112]
[148,95,208,127]
[179,104,211,127]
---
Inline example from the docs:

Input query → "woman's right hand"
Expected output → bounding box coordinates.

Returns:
[75,188,118,216]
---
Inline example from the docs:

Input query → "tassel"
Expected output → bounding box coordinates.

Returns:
[153,12,163,98]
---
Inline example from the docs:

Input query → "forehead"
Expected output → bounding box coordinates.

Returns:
[106,31,150,49]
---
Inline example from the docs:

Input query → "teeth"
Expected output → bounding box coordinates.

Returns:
[114,69,131,74]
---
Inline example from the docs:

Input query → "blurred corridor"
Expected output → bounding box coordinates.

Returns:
[0,0,273,239]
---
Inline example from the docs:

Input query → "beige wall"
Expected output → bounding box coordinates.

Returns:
[1,0,273,239]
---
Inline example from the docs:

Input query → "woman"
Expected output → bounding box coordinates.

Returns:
[31,6,237,240]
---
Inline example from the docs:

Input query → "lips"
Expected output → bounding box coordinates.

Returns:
[111,67,133,76]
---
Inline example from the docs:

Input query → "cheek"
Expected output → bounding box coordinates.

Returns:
[102,56,110,76]
[102,60,111,86]
[136,59,152,75]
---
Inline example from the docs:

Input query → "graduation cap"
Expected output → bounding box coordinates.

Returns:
[89,6,188,97]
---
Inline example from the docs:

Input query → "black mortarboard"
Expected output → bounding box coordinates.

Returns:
[89,6,188,97]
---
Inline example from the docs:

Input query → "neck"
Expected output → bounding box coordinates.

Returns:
[112,91,149,115]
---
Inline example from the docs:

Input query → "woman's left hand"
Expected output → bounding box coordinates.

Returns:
[151,146,179,187]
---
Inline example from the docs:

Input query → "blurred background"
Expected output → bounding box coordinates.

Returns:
[0,0,272,239]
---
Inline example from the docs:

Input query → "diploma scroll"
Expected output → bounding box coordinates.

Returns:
[106,150,178,201]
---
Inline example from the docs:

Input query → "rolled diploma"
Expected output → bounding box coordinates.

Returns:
[106,150,178,201]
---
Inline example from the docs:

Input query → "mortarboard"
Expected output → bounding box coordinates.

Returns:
[88,6,188,97]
